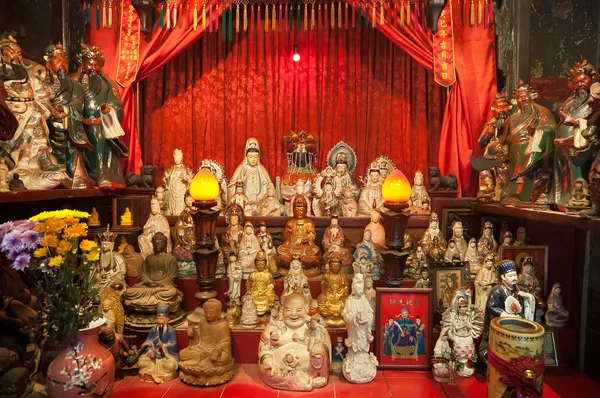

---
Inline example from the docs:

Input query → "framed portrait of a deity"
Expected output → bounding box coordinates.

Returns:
[375,288,433,370]
[498,245,548,296]
[430,266,468,313]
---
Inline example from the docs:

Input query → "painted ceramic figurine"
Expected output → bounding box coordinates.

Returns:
[163,148,193,216]
[342,273,378,384]
[96,226,127,297]
[364,273,376,313]
[285,179,313,216]
[258,293,332,391]
[138,196,172,259]
[449,221,468,260]
[229,137,273,213]
[137,305,179,383]
[241,292,258,329]
[415,266,431,288]
[222,204,244,265]
[331,336,346,372]
[313,167,340,217]
[513,226,528,246]
[499,231,513,251]
[358,161,385,216]
[225,252,243,303]
[229,179,253,216]
[317,254,350,327]
[120,207,133,226]
[364,208,386,249]
[327,141,360,200]
[352,247,373,276]
[238,221,261,278]
[477,221,498,258]
[173,195,196,266]
[545,283,569,327]
[432,329,454,384]
[179,299,235,386]
[444,240,462,263]
[474,253,497,312]
[198,159,229,213]
[565,177,591,214]
[421,213,447,259]
[256,221,278,275]
[478,260,536,364]
[517,256,546,324]
[341,186,358,217]
[281,254,309,304]
[247,251,276,317]
[441,288,484,378]
[257,182,284,216]
[280,131,318,209]
[465,238,481,280]
[408,170,431,213]
[355,230,384,281]
[322,215,353,271]
[277,196,321,275]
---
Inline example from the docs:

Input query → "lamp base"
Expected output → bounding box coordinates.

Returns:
[383,249,409,287]
[194,290,218,301]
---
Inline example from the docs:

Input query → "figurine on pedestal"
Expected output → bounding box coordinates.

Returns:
[415,266,431,288]
[239,221,260,278]
[545,283,569,327]
[256,221,278,276]
[357,161,385,216]
[138,197,172,259]
[474,253,497,312]
[247,251,276,317]
[364,208,386,249]
[355,230,384,281]
[120,207,133,227]
[341,186,358,217]
[342,273,378,384]
[420,213,447,260]
[432,329,454,384]
[88,207,100,227]
[137,305,179,383]
[229,137,273,214]
[517,256,546,324]
[565,177,591,214]
[257,183,284,216]
[313,168,340,217]
[173,195,196,274]
[229,180,253,216]
[317,255,350,327]
[96,226,127,297]
[322,215,353,272]
[222,204,244,265]
[327,141,360,200]
[241,292,258,328]
[163,148,193,216]
[441,288,484,378]
[408,171,431,213]
[464,238,481,280]
[225,252,243,303]
[477,222,498,258]
[0,159,9,192]
[513,226,528,246]
[449,221,468,260]
[179,299,235,386]
[123,245,143,278]
[285,179,313,216]
[276,196,321,275]
[281,255,309,304]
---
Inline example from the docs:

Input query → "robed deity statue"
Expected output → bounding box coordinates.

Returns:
[312,167,340,217]
[164,148,193,216]
[501,82,556,205]
[407,170,431,213]
[420,213,447,259]
[281,131,318,214]
[95,225,127,297]
[173,194,196,262]
[44,43,95,189]
[138,196,172,259]
[327,141,360,200]
[0,79,18,142]
[199,159,229,213]
[576,83,600,217]
[229,137,273,214]
[0,33,66,189]
[357,161,385,216]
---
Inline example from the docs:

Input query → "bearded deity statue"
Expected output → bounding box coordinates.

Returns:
[281,131,318,212]
[72,43,129,189]
[501,82,556,205]
[0,33,66,189]
[44,43,95,189]
[326,141,360,200]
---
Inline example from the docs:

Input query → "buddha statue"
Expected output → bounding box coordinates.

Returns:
[88,207,100,227]
[124,232,184,329]
[120,207,133,227]
[8,174,26,192]
[281,254,309,304]
[239,221,261,278]
[341,186,358,217]
[123,245,143,278]
[0,159,8,193]
[163,148,193,216]
[137,305,179,383]
[222,204,244,265]
[420,213,447,257]
[258,293,332,391]
[566,177,591,214]
[357,161,385,216]
[408,170,431,213]
[404,244,426,280]
[247,251,276,317]
[546,283,569,328]
[364,208,386,249]
[285,179,313,216]
[322,215,353,272]
[257,182,284,216]
[277,196,321,275]
[229,180,253,216]
[241,292,258,328]
[179,299,235,386]
[138,196,172,259]
[317,255,350,327]
[96,226,127,297]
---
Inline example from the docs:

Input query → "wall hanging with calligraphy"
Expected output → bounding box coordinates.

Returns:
[432,4,456,87]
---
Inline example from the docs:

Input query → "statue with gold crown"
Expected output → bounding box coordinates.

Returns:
[96,225,127,297]
[358,160,386,216]
[247,251,276,317]
[229,137,273,214]
[0,33,66,189]
[276,196,322,276]
[318,254,350,327]
[281,131,318,215]
[327,141,360,200]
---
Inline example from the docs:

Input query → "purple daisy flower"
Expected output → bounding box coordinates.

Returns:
[1,232,23,253]
[12,253,30,271]
[14,221,36,233]
[0,221,14,239]
[21,230,41,249]
[6,250,19,261]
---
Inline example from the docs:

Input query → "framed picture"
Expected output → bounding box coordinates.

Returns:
[441,208,480,244]
[430,265,468,312]
[543,332,558,366]
[498,245,548,296]
[375,288,433,370]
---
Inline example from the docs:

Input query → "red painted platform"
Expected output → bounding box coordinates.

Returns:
[111,364,599,398]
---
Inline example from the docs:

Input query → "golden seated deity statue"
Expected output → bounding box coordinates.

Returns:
[247,251,276,317]
[317,255,349,327]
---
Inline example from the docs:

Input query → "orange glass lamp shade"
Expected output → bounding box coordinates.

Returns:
[189,169,220,202]
[382,169,411,203]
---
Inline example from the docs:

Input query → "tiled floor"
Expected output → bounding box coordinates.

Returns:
[111,364,598,398]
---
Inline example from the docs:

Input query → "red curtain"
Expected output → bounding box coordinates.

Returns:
[140,13,446,181]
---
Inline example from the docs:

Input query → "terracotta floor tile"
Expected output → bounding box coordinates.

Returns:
[163,379,226,397]
[220,382,279,398]
[383,370,433,379]
[278,373,337,398]
[387,377,447,397]
[335,376,392,398]
[111,376,175,398]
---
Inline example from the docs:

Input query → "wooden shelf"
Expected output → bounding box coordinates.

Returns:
[472,203,600,230]
[0,188,118,204]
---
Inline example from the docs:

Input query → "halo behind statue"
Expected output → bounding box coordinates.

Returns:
[327,141,358,174]
[224,203,245,226]
[353,245,373,262]
[199,158,228,203]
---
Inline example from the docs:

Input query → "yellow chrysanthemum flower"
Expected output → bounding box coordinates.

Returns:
[86,249,100,262]
[64,217,79,225]
[45,218,67,234]
[33,247,48,258]
[30,210,90,222]
[41,235,59,248]
[79,239,98,252]
[34,223,47,233]
[48,255,63,268]
[56,240,72,255]
[62,224,88,239]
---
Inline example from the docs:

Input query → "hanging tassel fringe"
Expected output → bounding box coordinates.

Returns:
[470,0,475,26]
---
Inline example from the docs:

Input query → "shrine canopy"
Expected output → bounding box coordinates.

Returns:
[89,0,496,196]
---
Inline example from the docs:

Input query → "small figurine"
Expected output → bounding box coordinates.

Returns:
[120,207,133,227]
[246,251,276,317]
[225,300,241,329]
[464,238,481,280]
[404,244,426,280]
[225,252,243,303]
[126,165,157,189]
[138,196,172,259]
[517,256,546,324]
[163,149,192,216]
[280,131,318,210]
[270,297,282,324]
[533,192,551,211]
[428,166,458,191]
[8,174,26,192]
[357,161,385,216]
[313,167,340,217]
[256,221,278,276]
[118,236,128,253]
[364,208,386,249]
[341,186,358,217]
[98,326,138,377]
[477,221,498,258]
[241,292,258,329]
[322,215,353,271]
[352,247,373,276]
[229,180,253,216]
[155,186,166,210]
[364,273,376,312]
[476,170,496,204]
[545,282,569,328]
[565,177,591,214]
[408,170,431,213]
[513,226,528,246]
[198,159,229,213]
[331,336,346,372]
[179,299,235,386]
[173,195,197,271]
[432,329,455,384]
[441,288,484,378]
[474,253,497,312]
[415,266,431,288]
[284,179,313,216]
[327,141,361,200]
[449,221,468,260]
[281,254,309,304]
[0,159,9,193]
[222,204,244,265]
[317,254,350,327]
[499,231,513,250]
[137,305,179,383]
[342,273,378,384]
[122,244,143,278]
[88,207,101,227]
[239,221,261,278]
[420,213,447,259]
[355,230,384,281]
[444,240,462,263]
[256,182,283,216]
[96,226,127,297]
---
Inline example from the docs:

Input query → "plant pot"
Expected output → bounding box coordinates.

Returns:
[46,318,115,397]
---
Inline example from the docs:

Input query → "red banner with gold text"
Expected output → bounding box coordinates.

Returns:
[115,0,141,88]
[432,4,456,87]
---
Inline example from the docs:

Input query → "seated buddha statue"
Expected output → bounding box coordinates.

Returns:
[179,299,235,386]
[277,196,321,275]
[317,255,349,327]
[247,251,276,317]
[124,233,184,328]
[120,207,133,227]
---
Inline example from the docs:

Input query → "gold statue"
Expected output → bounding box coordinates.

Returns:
[120,207,133,227]
[117,236,128,253]
[246,251,276,317]
[317,254,350,327]
[100,288,125,334]
[89,207,101,227]
[276,196,321,275]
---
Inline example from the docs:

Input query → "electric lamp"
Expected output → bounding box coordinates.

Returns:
[293,43,300,62]
[189,169,220,202]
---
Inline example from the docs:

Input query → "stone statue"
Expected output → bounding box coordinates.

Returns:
[137,305,179,383]
[355,230,384,281]
[517,256,546,324]
[138,196,172,259]
[239,221,260,278]
[322,215,353,272]
[421,213,446,259]
[258,293,332,391]
[281,254,309,304]
[565,177,591,214]
[225,252,243,303]
[276,196,321,275]
[404,244,426,280]
[229,180,253,216]
[256,221,278,276]
[0,159,9,192]
[513,226,528,246]
[256,182,283,216]
[341,273,378,384]
[432,329,454,384]
[124,232,184,328]
[414,266,431,288]
[7,174,25,191]
[73,43,129,189]
[474,253,497,312]
[246,251,276,317]
[327,141,360,200]
[240,292,258,329]
[465,238,481,280]
[96,226,127,297]
[179,299,235,386]
[341,186,358,217]
[120,207,133,226]
[229,137,273,213]
[123,245,143,278]
[222,204,244,266]
[44,42,95,189]
[317,255,350,327]
[313,167,340,217]
[441,288,484,378]
[285,179,313,216]
[173,194,196,263]
[0,34,66,189]
[408,170,431,213]
[477,221,498,258]
[364,208,386,249]
[449,221,468,260]
[357,161,385,216]
[163,148,193,216]
[545,283,569,328]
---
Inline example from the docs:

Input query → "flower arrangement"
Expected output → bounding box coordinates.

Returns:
[0,210,100,348]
